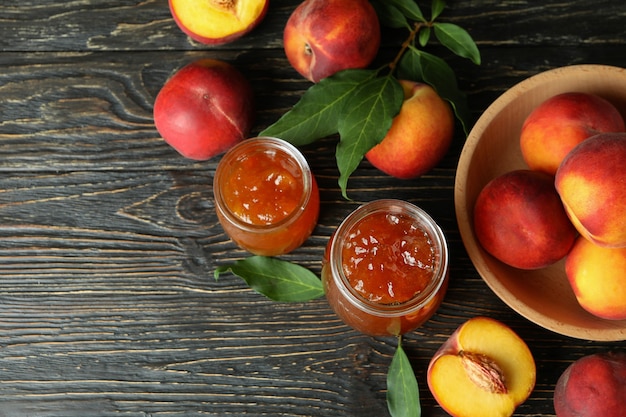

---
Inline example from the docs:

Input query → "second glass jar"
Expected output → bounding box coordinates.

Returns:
[322,199,449,336]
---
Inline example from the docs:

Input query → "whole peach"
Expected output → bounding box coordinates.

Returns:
[365,81,454,179]
[554,352,626,417]
[565,236,626,320]
[153,59,255,161]
[473,169,578,270]
[283,0,380,82]
[520,92,624,176]
[169,0,269,45]
[555,132,626,247]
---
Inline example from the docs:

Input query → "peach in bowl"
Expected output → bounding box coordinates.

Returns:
[454,64,626,341]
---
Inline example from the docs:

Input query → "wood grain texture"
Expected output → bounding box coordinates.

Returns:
[1,0,626,415]
[2,0,625,52]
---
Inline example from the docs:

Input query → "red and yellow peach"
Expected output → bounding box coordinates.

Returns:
[283,0,380,82]
[555,132,626,248]
[554,352,626,417]
[365,81,454,179]
[565,236,626,320]
[473,169,578,270]
[520,92,624,176]
[153,59,255,160]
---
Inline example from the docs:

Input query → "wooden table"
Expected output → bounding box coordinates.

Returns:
[1,1,625,415]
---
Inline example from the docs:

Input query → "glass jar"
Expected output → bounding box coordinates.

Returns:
[213,137,320,256]
[322,199,449,336]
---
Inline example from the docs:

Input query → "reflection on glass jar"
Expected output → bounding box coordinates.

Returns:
[213,137,320,256]
[322,199,449,336]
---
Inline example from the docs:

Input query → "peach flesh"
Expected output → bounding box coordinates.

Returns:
[427,317,536,417]
[169,0,269,45]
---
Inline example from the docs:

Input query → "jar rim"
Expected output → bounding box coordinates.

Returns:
[213,136,314,233]
[329,199,449,318]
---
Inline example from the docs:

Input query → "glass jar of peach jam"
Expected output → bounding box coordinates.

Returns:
[322,199,449,336]
[213,137,320,256]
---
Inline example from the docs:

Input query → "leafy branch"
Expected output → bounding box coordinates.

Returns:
[261,0,480,199]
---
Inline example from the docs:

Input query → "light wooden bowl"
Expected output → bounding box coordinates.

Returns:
[455,64,626,341]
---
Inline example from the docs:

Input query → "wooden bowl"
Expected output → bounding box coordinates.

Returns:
[455,64,626,341]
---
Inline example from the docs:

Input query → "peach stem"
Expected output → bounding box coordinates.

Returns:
[388,21,428,74]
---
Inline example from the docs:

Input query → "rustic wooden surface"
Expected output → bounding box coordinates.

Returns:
[1,1,625,416]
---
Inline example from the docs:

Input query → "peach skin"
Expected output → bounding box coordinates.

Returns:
[473,169,578,270]
[554,352,626,417]
[427,316,536,417]
[283,0,380,82]
[520,92,624,176]
[555,132,626,248]
[153,59,255,160]
[365,81,454,179]
[565,236,626,320]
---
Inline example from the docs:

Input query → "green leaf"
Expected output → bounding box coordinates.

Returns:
[430,0,446,20]
[214,256,324,302]
[259,69,377,146]
[336,75,404,199]
[433,22,481,65]
[371,0,411,29]
[386,0,426,22]
[418,26,431,47]
[398,47,471,135]
[387,340,421,417]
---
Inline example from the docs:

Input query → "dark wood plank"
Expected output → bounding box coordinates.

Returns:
[2,0,626,52]
[1,0,626,415]
[0,152,622,416]
[3,47,626,172]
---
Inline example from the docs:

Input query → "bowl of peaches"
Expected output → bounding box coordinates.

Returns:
[455,64,626,341]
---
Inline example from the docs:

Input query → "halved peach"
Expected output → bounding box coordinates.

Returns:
[427,317,536,417]
[169,0,269,45]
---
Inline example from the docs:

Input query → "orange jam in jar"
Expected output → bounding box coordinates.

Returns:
[213,137,320,256]
[322,199,449,336]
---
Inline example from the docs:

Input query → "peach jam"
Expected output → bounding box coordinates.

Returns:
[213,137,320,256]
[322,199,449,336]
